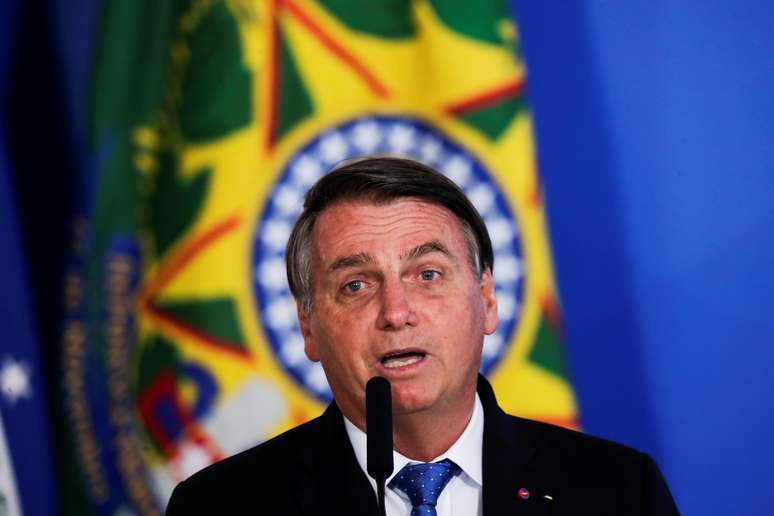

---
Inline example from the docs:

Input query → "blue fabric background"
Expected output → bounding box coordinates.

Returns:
[513,2,774,514]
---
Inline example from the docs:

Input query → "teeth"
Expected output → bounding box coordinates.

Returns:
[383,355,423,369]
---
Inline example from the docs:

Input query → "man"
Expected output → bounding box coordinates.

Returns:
[166,157,678,515]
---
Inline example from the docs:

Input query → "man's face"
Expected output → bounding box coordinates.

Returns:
[297,198,498,426]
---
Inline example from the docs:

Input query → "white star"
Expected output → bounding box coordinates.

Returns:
[496,291,518,319]
[494,255,523,284]
[307,363,330,393]
[483,334,504,358]
[442,155,472,187]
[1,357,32,405]
[351,120,381,153]
[486,217,516,250]
[318,132,348,164]
[291,154,324,188]
[279,333,307,367]
[466,182,497,216]
[387,123,416,154]
[261,220,293,251]
[266,296,298,330]
[256,258,288,291]
[418,135,444,165]
[272,184,303,217]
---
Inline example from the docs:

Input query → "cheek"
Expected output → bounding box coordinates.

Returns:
[452,292,487,358]
[457,286,487,327]
[310,317,362,365]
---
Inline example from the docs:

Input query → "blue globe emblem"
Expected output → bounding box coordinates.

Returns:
[252,116,525,403]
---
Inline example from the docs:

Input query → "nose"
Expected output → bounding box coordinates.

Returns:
[376,278,417,330]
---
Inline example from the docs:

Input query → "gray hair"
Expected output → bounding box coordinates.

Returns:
[285,157,493,313]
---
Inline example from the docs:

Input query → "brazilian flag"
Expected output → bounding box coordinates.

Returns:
[62,1,578,513]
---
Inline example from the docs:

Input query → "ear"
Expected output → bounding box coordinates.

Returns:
[480,268,499,335]
[297,300,320,362]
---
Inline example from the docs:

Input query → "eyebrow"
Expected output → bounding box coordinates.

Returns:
[405,240,454,262]
[327,241,454,273]
[328,252,374,272]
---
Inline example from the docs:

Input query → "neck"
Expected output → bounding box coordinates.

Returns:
[390,393,476,462]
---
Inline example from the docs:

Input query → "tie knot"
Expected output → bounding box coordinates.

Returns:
[389,459,460,514]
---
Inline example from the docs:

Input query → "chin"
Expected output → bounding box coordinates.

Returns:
[390,388,437,416]
[392,402,434,417]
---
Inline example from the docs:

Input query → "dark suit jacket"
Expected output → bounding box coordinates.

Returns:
[166,376,678,515]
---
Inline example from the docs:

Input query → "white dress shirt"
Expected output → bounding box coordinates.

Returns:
[344,394,484,516]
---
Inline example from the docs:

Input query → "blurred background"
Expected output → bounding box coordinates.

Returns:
[1,1,773,515]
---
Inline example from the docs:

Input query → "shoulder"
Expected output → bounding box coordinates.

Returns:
[165,415,325,515]
[494,414,678,513]
[517,415,647,465]
[504,413,656,479]
[477,375,675,503]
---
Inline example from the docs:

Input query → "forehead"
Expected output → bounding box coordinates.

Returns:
[310,198,467,263]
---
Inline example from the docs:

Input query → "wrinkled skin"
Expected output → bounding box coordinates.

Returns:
[298,199,498,458]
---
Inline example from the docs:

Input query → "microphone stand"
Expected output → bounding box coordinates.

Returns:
[366,376,393,516]
[376,473,387,516]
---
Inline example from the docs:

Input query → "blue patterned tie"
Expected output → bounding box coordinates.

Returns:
[388,459,460,516]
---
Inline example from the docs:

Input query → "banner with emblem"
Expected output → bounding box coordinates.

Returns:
[64,0,578,513]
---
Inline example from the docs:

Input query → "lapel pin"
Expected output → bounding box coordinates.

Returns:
[517,487,530,500]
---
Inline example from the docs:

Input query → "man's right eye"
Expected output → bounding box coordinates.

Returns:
[344,280,364,293]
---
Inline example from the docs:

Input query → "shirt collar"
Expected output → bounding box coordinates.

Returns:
[343,393,484,488]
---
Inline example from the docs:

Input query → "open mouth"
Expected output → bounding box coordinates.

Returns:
[380,350,427,369]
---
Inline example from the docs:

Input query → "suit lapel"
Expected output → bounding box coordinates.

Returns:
[293,403,379,516]
[479,375,555,516]
[291,377,557,515]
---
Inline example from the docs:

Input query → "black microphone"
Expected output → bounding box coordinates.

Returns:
[366,376,393,516]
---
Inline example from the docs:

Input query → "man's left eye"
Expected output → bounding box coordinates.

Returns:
[419,270,439,281]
